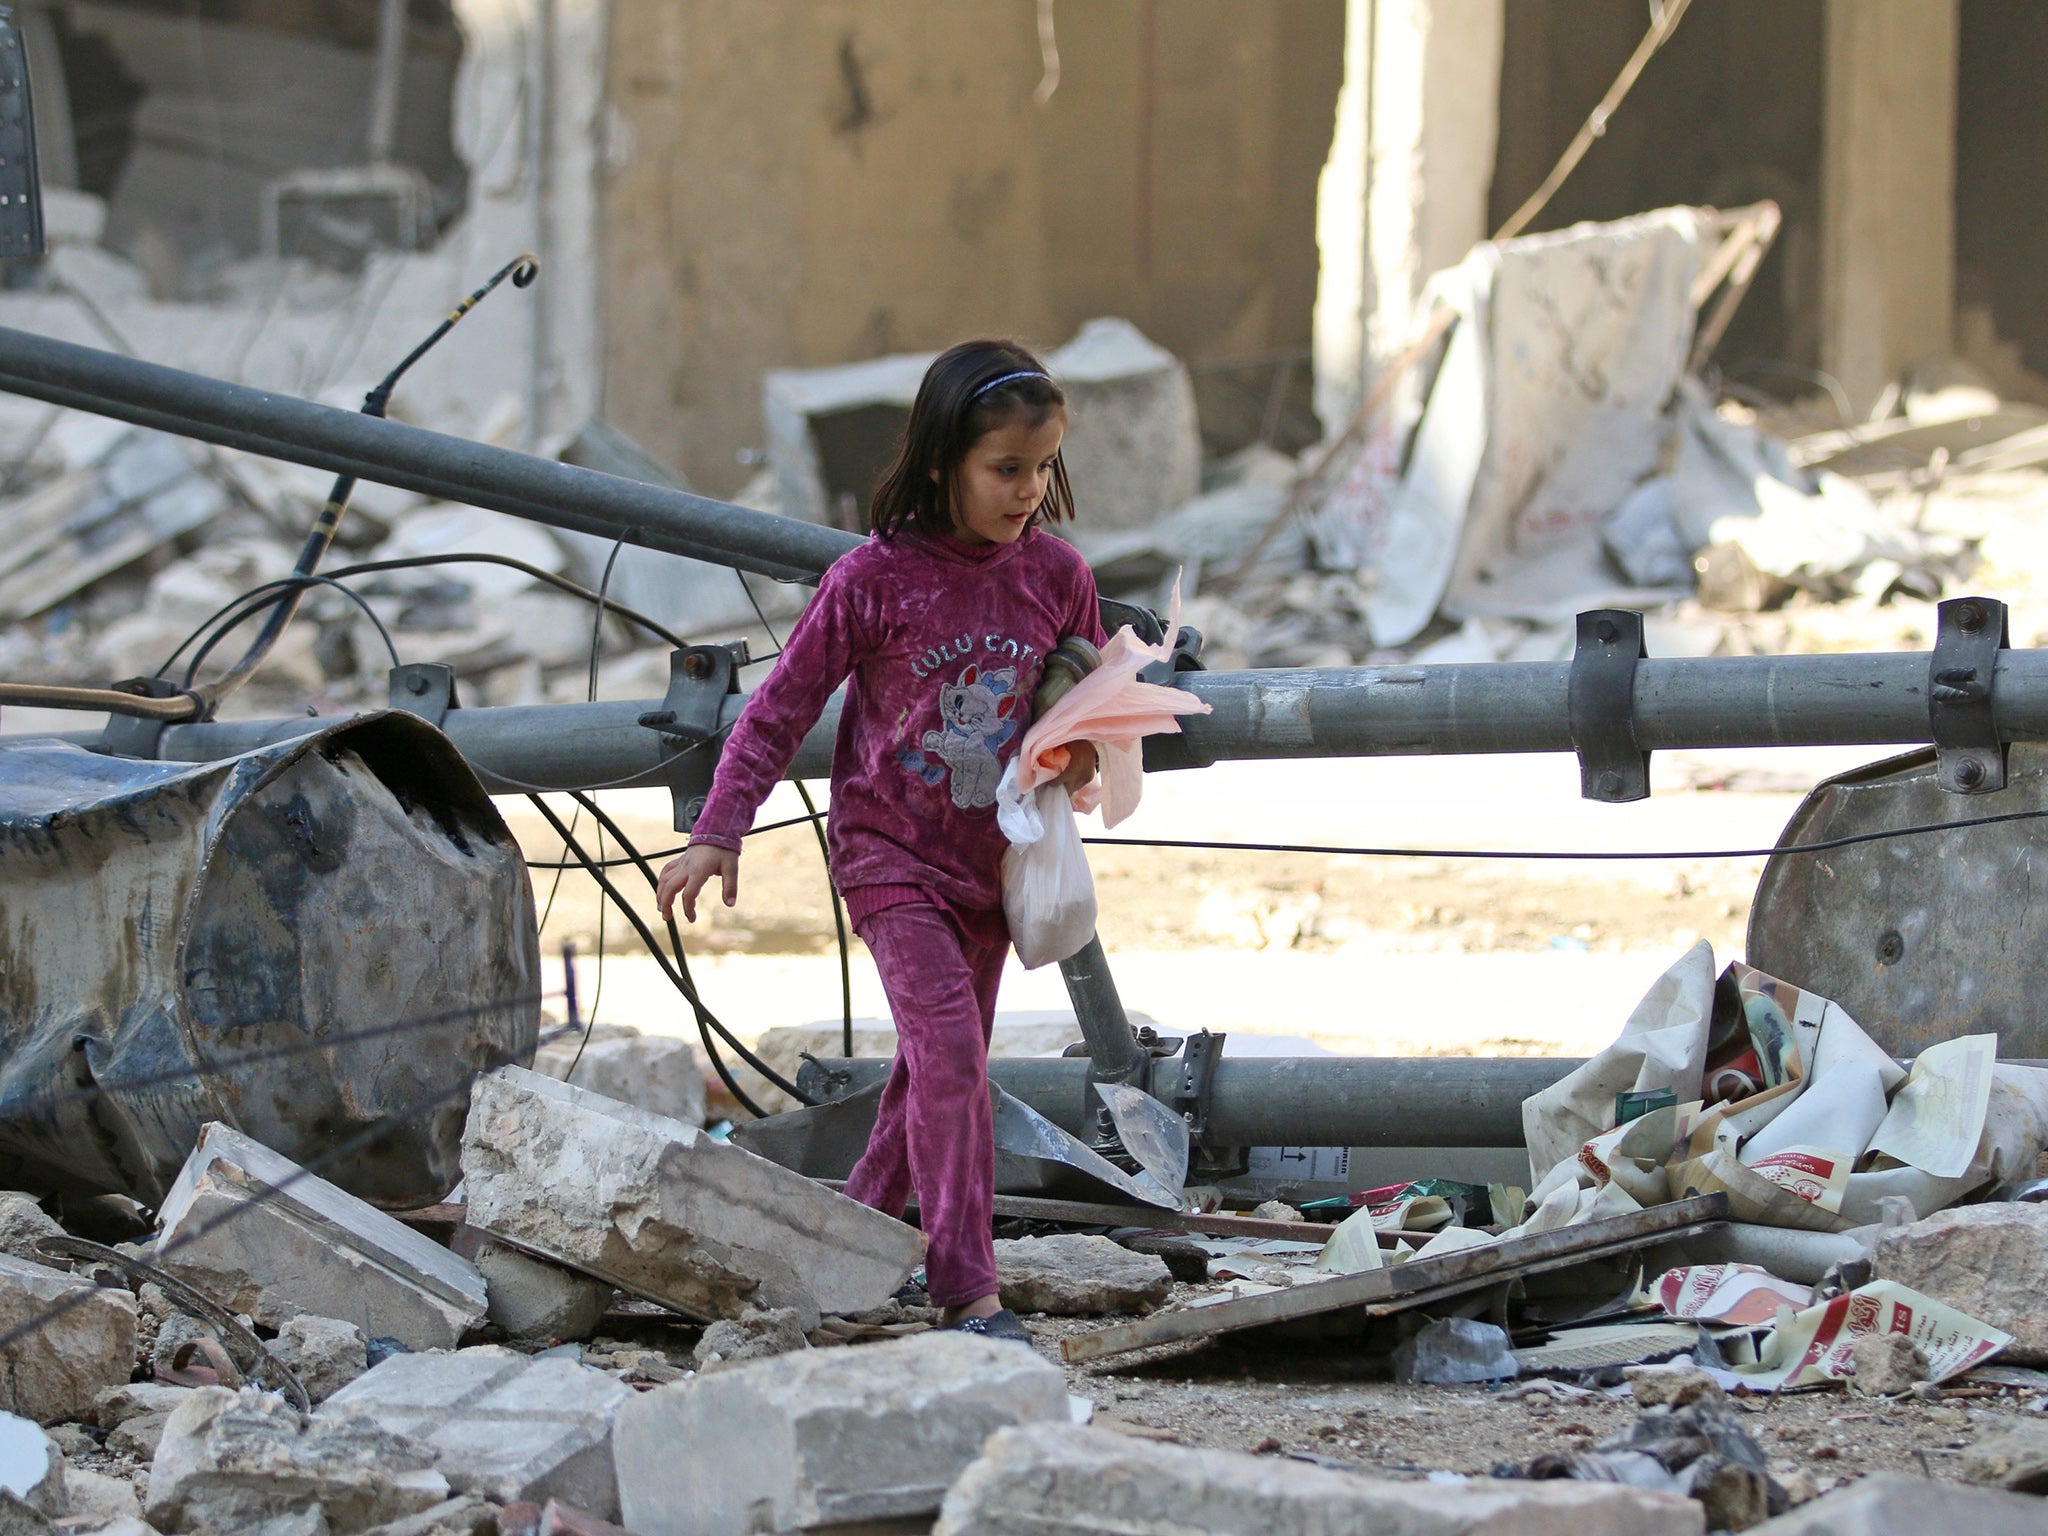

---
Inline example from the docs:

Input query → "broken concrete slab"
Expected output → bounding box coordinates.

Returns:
[0,1253,138,1425]
[994,1235,1173,1317]
[0,1199,61,1268]
[356,1496,499,1536]
[63,1466,143,1525]
[155,1124,488,1352]
[934,1423,1704,1536]
[271,1316,370,1406]
[145,1388,449,1535]
[1850,1332,1928,1397]
[690,1307,808,1370]
[532,1026,705,1129]
[0,1416,63,1517]
[1870,1203,2048,1364]
[613,1332,1070,1536]
[471,1241,612,1345]
[318,1345,628,1519]
[99,1380,196,1454]
[1961,1417,2048,1493]
[460,1067,923,1329]
[1747,1472,2048,1534]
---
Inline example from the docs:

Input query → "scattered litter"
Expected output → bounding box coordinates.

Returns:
[1393,1318,1519,1385]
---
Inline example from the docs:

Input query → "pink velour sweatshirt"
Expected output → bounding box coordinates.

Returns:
[689,527,1106,915]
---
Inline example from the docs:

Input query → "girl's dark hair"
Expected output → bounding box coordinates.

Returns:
[868,338,1076,540]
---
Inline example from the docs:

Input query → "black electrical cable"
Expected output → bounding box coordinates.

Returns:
[523,808,829,867]
[1080,809,2048,862]
[328,554,688,647]
[169,575,403,688]
[737,568,853,1055]
[527,794,814,1114]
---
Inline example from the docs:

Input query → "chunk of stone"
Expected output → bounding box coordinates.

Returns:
[99,1382,196,1427]
[532,1027,706,1129]
[460,1067,923,1329]
[145,1388,448,1535]
[154,1125,487,1353]
[1962,1418,2048,1494]
[319,1346,627,1520]
[0,1199,61,1267]
[64,1466,143,1524]
[1871,1203,2048,1363]
[1850,1332,1928,1397]
[1625,1363,1725,1408]
[0,1253,137,1424]
[472,1242,612,1344]
[272,1316,370,1406]
[613,1332,1070,1536]
[935,1423,1704,1536]
[0,1416,63,1516]
[690,1307,807,1369]
[357,1495,499,1536]
[993,1235,1173,1317]
[0,1495,52,1536]
[1747,1472,2048,1534]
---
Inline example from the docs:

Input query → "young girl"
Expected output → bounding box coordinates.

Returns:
[656,339,1104,1338]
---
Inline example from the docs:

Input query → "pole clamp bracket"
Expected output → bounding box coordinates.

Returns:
[387,663,459,728]
[1569,609,1650,803]
[1929,595,2009,794]
[1162,1029,1227,1142]
[639,641,749,830]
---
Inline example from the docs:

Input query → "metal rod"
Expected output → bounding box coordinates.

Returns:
[1058,936,1147,1083]
[85,641,2048,785]
[813,1056,1578,1148]
[0,327,858,585]
[366,0,409,165]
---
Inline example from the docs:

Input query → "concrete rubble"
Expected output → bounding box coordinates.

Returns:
[1871,1203,2048,1364]
[320,1347,628,1519]
[993,1235,1174,1317]
[612,1332,1070,1536]
[530,1027,706,1130]
[1960,1418,2048,1493]
[270,1316,372,1406]
[460,1066,924,1329]
[98,1383,198,1462]
[469,1241,614,1346]
[1747,1472,2048,1534]
[0,1415,66,1517]
[0,1252,137,1425]
[935,1423,1705,1536]
[146,1387,450,1535]
[155,1124,489,1352]
[690,1307,810,1370]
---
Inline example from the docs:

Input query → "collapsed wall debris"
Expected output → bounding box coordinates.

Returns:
[155,1125,489,1352]
[459,1066,925,1329]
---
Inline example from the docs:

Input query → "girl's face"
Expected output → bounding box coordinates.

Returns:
[949,411,1066,547]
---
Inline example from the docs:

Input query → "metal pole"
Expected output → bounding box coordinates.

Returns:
[0,327,860,585]
[366,0,409,165]
[86,644,2048,785]
[812,1055,1578,1148]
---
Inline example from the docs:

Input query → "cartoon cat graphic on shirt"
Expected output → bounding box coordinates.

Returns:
[918,662,1020,809]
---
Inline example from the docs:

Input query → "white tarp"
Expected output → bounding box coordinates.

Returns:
[1349,208,1710,645]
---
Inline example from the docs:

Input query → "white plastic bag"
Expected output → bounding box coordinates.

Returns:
[999,772,1097,970]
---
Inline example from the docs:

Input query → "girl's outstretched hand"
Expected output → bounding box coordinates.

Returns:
[657,845,739,923]
[1052,740,1098,794]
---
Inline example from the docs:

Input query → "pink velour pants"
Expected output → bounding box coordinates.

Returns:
[842,896,1008,1308]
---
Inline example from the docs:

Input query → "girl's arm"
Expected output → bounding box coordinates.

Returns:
[658,562,867,919]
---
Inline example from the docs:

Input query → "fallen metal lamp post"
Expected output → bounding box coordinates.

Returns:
[10,331,2048,1200]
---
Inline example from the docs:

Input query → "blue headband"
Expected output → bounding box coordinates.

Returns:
[972,369,1050,400]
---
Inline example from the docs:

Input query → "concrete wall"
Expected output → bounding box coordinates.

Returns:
[600,1,1344,498]
[1821,0,1958,416]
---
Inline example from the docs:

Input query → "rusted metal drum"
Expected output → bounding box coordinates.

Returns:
[1748,744,2048,1058]
[0,712,537,1208]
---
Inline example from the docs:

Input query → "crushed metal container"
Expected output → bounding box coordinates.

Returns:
[0,712,538,1208]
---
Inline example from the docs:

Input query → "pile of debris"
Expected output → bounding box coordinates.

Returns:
[0,942,2040,1536]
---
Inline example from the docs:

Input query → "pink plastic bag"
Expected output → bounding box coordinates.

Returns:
[995,583,1211,968]
[1005,582,1211,828]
